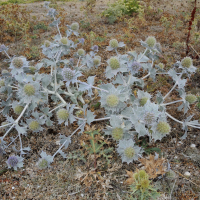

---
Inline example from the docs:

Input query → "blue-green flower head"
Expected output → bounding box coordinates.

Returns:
[109,57,120,70]
[117,139,143,164]
[127,61,141,75]
[37,151,54,170]
[23,84,36,96]
[62,68,82,87]
[26,115,44,133]
[10,56,29,75]
[156,121,171,134]
[6,155,24,170]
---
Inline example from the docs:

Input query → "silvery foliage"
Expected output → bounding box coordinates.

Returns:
[0,2,199,169]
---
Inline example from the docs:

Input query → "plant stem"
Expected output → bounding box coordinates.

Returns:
[161,99,183,106]
[138,48,147,62]
[163,83,177,100]
[53,122,85,158]
[142,72,150,80]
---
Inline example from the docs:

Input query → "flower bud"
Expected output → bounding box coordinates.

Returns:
[181,57,192,68]
[145,36,156,48]
[29,120,40,131]
[109,39,119,48]
[14,105,24,115]
[109,57,120,70]
[24,84,36,96]
[12,57,23,68]
[106,94,119,107]
[124,147,135,158]
[112,127,123,140]
[156,121,171,134]
[71,22,79,31]
[57,109,69,121]
[77,49,85,56]
[60,37,68,45]
[185,94,197,104]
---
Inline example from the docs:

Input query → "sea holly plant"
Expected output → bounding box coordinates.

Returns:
[0,3,200,171]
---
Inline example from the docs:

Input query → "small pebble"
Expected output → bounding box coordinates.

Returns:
[184,171,191,177]
[190,144,196,148]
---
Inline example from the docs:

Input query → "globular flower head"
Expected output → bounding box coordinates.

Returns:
[156,121,171,134]
[62,68,74,81]
[124,147,135,158]
[185,94,197,104]
[57,109,69,121]
[71,22,79,31]
[109,57,120,70]
[37,158,48,170]
[140,97,148,106]
[60,37,68,45]
[106,94,119,108]
[112,127,123,140]
[139,170,147,179]
[12,57,23,68]
[109,39,119,48]
[141,179,150,189]
[23,84,36,96]
[1,70,8,75]
[93,56,101,66]
[0,79,5,87]
[158,63,164,69]
[181,57,192,68]
[7,156,18,168]
[14,105,24,115]
[128,61,141,75]
[145,36,156,48]
[29,120,40,131]
[44,40,51,48]
[91,45,98,52]
[77,49,85,56]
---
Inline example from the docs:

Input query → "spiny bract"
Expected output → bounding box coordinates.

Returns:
[29,121,40,131]
[24,84,36,96]
[63,68,74,80]
[145,36,156,48]
[185,94,197,104]
[109,57,120,70]
[112,127,123,140]
[7,156,18,168]
[77,49,85,56]
[12,57,23,68]
[60,37,68,45]
[109,39,119,48]
[71,22,79,31]
[57,109,69,121]
[156,121,171,134]
[140,97,148,106]
[124,147,135,158]
[14,105,24,115]
[106,94,119,107]
[37,158,48,170]
[181,57,192,68]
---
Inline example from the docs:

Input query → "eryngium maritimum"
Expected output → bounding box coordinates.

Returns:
[12,57,23,68]
[14,105,24,115]
[60,37,68,45]
[124,147,135,158]
[140,97,148,106]
[71,22,79,31]
[23,84,36,96]
[156,121,171,134]
[62,68,74,81]
[57,109,69,121]
[77,49,85,56]
[181,57,192,68]
[37,158,48,170]
[7,156,18,168]
[185,94,197,104]
[29,120,40,131]
[109,57,120,70]
[145,36,156,48]
[109,39,119,48]
[143,112,155,125]
[112,127,123,140]
[106,94,119,107]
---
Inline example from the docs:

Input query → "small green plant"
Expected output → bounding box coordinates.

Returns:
[102,0,139,24]
[128,170,160,200]
[33,22,48,31]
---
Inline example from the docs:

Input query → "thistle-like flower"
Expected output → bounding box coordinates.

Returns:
[77,49,85,56]
[6,155,24,170]
[181,57,192,68]
[145,36,156,48]
[12,57,23,68]
[109,39,119,49]
[29,120,40,131]
[57,109,69,121]
[71,22,79,32]
[158,63,164,69]
[117,139,143,164]
[60,37,68,45]
[109,57,120,70]
[112,127,124,140]
[14,105,24,115]
[37,158,49,170]
[185,94,197,104]
[156,121,171,134]
[93,56,101,67]
[99,83,127,113]
[23,84,36,96]
[127,61,141,75]
[44,40,51,48]
[36,151,54,170]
